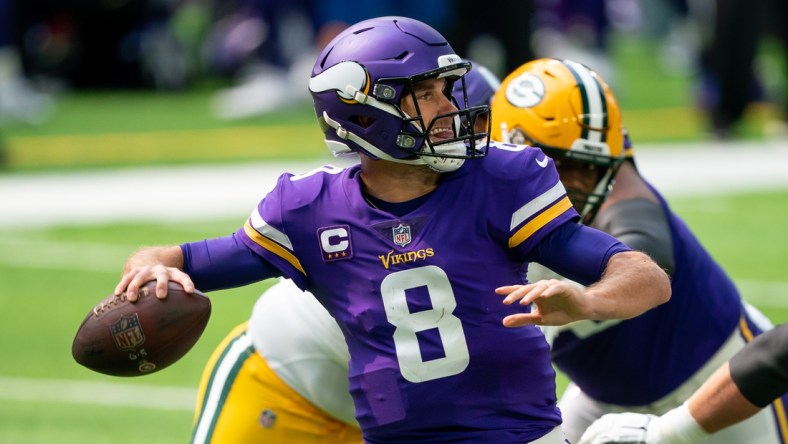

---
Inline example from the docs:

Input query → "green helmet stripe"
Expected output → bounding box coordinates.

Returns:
[562,60,607,143]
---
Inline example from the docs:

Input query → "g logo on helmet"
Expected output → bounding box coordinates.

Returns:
[505,73,545,109]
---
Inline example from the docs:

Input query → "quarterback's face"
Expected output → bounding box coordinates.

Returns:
[401,78,457,142]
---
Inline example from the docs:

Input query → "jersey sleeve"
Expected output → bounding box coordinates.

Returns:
[235,172,310,289]
[729,323,788,407]
[181,233,279,291]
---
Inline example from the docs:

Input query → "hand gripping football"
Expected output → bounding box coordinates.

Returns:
[72,281,211,377]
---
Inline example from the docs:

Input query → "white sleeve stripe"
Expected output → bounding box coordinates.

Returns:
[510,180,568,230]
[250,209,294,251]
[192,332,253,444]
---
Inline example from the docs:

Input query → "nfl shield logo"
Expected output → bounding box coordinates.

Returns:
[110,314,146,351]
[392,223,411,247]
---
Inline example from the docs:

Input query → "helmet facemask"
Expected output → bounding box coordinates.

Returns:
[551,152,623,225]
[383,65,491,172]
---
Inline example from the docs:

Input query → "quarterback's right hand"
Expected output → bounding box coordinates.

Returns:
[115,264,194,301]
[578,412,654,444]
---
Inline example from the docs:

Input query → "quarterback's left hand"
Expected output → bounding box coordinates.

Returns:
[577,412,653,444]
[497,279,588,327]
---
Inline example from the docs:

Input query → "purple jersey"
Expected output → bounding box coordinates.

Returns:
[550,182,744,405]
[236,143,613,443]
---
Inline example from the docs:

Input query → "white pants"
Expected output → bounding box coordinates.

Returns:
[532,426,569,444]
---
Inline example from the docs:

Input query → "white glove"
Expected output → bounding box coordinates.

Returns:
[578,404,709,444]
[578,412,653,444]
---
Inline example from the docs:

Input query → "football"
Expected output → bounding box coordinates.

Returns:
[72,281,211,377]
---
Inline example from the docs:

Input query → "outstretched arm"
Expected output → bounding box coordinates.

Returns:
[687,362,760,435]
[576,363,754,444]
[498,250,670,327]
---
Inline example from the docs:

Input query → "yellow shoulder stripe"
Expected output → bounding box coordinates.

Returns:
[243,223,306,276]
[509,196,573,249]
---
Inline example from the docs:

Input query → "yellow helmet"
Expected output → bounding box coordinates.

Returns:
[490,58,625,223]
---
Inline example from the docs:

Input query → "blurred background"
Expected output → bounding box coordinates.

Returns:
[1,1,787,443]
[1,0,786,171]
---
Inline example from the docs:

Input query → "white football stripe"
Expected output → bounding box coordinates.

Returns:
[192,333,253,443]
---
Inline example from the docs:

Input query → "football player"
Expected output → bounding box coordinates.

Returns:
[190,61,502,444]
[115,17,670,443]
[579,322,788,443]
[490,58,785,444]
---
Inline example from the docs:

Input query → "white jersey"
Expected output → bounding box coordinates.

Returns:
[246,278,355,425]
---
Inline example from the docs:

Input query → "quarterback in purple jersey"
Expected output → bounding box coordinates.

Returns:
[189,61,501,444]
[115,17,670,444]
[491,58,786,444]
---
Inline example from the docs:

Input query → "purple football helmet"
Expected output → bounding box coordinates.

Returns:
[308,16,490,172]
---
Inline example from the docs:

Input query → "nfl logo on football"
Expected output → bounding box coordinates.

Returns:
[111,314,146,351]
[392,223,411,247]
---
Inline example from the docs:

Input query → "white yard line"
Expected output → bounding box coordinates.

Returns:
[1,139,787,229]
[0,376,196,411]
[0,237,134,272]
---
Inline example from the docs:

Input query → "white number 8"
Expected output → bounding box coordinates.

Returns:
[380,266,470,382]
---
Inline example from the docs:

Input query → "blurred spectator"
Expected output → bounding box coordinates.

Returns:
[530,0,621,85]
[13,0,199,90]
[443,0,535,78]
[697,0,768,138]
[530,0,786,138]
[0,0,54,125]
[210,0,455,120]
[676,0,786,138]
[754,0,787,136]
[207,0,319,119]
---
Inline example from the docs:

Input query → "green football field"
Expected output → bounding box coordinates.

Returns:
[1,34,786,443]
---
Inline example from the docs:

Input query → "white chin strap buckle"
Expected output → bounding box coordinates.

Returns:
[424,156,465,172]
[422,142,467,172]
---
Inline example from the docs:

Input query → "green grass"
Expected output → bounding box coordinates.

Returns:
[0,401,193,444]
[1,189,787,443]
[0,88,325,171]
